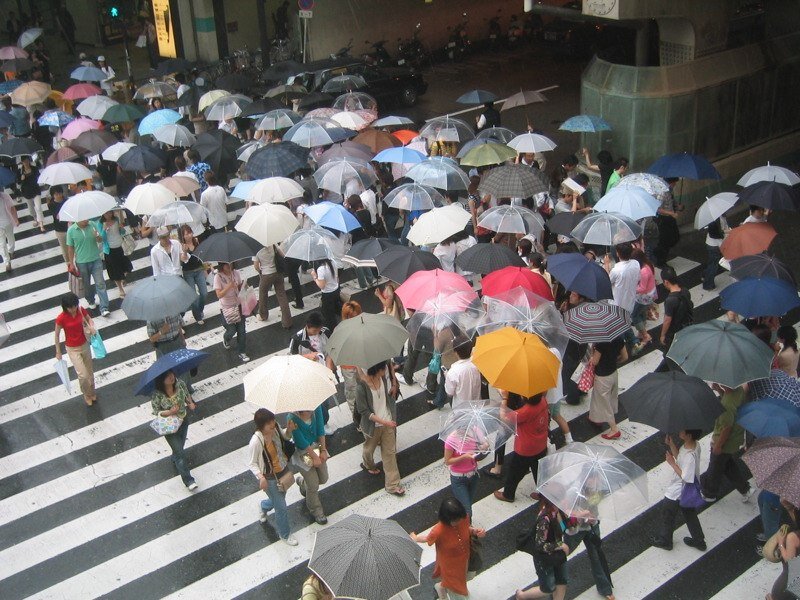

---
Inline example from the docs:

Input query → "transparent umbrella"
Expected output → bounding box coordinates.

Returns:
[333,91,377,112]
[283,226,345,262]
[617,172,670,198]
[384,183,443,211]
[406,289,484,354]
[570,212,642,246]
[405,159,471,191]
[419,116,475,143]
[439,402,517,454]
[147,201,208,228]
[313,157,377,196]
[256,109,302,131]
[477,205,544,236]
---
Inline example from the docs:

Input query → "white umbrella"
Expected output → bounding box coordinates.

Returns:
[205,96,248,121]
[235,203,298,247]
[283,227,344,262]
[407,204,471,246]
[477,205,545,236]
[313,158,377,196]
[38,162,93,186]
[147,201,208,228]
[76,95,119,120]
[236,140,264,162]
[243,354,337,413]
[153,124,196,147]
[157,176,200,197]
[738,162,800,187]
[507,132,557,153]
[694,192,740,229]
[17,28,43,48]
[247,177,304,204]
[331,111,369,131]
[123,183,178,215]
[101,142,136,162]
[57,191,118,221]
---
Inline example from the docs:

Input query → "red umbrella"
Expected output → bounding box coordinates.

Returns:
[392,129,419,145]
[395,269,473,311]
[63,83,102,100]
[720,222,777,260]
[481,266,554,301]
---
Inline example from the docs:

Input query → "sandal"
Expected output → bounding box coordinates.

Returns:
[388,487,405,496]
[360,462,381,476]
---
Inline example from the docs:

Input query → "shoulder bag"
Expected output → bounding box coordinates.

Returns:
[263,440,295,493]
[679,477,705,510]
[120,228,136,256]
[149,414,183,436]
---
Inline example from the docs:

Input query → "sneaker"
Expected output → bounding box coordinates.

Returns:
[239,353,251,363]
[259,510,269,523]
[700,492,717,503]
[222,338,231,350]
[281,535,299,546]
[197,319,205,325]
[323,423,336,435]
[683,536,707,551]
[741,488,755,503]
[88,302,97,310]
[101,309,110,317]
[315,515,328,525]
[187,482,198,491]
[756,533,768,543]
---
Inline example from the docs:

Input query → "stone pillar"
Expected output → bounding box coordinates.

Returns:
[175,0,219,62]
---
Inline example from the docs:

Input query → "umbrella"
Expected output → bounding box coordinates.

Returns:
[738,162,800,187]
[456,137,500,158]
[546,211,586,236]
[9,80,50,106]
[313,157,377,196]
[0,79,21,94]
[372,115,415,128]
[173,84,206,109]
[196,231,261,263]
[720,277,800,318]
[750,370,800,408]
[244,354,337,412]
[647,152,721,180]
[327,313,409,368]
[118,145,167,173]
[720,222,777,260]
[231,180,260,200]
[742,437,800,508]
[60,117,101,141]
[309,514,422,600]
[343,237,400,268]
[570,212,642,246]
[38,162,93,186]
[45,146,85,166]
[507,132,557,153]
[121,275,198,321]
[454,242,525,274]
[247,177,304,204]
[123,183,177,215]
[333,91,377,112]
[694,192,739,229]
[240,98,283,118]
[737,398,800,438]
[135,349,210,396]
[477,205,544,236]
[192,130,240,173]
[481,266,554,300]
[101,141,137,162]
[559,115,611,132]
[407,204,471,246]
[138,109,182,136]
[147,200,208,228]
[318,141,374,165]
[617,173,670,198]
[133,81,177,100]
[17,28,43,48]
[236,140,263,163]
[460,142,517,167]
[738,181,799,212]
[48,89,73,112]
[197,89,231,112]
[1,57,33,71]
[563,302,631,343]
[265,83,307,99]
[395,268,473,310]
[440,403,517,453]
[0,137,42,157]
[501,90,548,111]
[76,95,119,120]
[102,103,146,124]
[153,57,195,76]
[620,371,723,432]
[256,109,302,131]
[246,142,308,178]
[537,443,648,522]
[305,200,361,233]
[353,128,403,153]
[667,320,774,387]
[456,89,499,104]
[419,116,475,143]
[72,129,117,155]
[260,59,305,81]
[284,119,350,148]
[0,45,23,60]
[475,126,518,144]
[473,327,560,397]
[406,289,483,353]
[205,96,250,121]
[730,253,795,285]
[215,72,253,93]
[299,92,336,111]
[57,191,118,222]
[392,129,419,145]
[37,110,74,127]
[156,177,202,200]
[63,83,102,100]
[234,203,298,247]
[546,253,613,301]
[375,245,441,283]
[322,74,367,93]
[478,164,549,198]
[70,65,108,82]
[405,160,470,192]
[383,183,443,211]
[283,227,344,262]
[593,185,661,221]
[153,123,196,147]
[0,111,12,130]
[373,146,426,165]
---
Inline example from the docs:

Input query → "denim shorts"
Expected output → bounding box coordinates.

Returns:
[533,556,568,594]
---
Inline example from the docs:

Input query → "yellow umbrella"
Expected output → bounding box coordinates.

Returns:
[48,90,73,113]
[472,327,560,397]
[9,80,50,107]
[198,89,231,112]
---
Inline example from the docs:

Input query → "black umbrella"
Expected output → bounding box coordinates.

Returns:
[192,130,240,174]
[72,129,118,155]
[730,252,796,285]
[216,73,253,93]
[153,58,196,77]
[245,141,308,178]
[297,92,334,111]
[619,371,724,433]
[343,237,401,267]
[195,231,262,263]
[738,180,800,212]
[240,98,283,118]
[0,137,43,158]
[455,242,525,274]
[117,145,167,172]
[261,60,305,82]
[456,89,499,105]
[174,84,206,109]
[546,211,587,236]
[2,57,33,72]
[374,245,441,283]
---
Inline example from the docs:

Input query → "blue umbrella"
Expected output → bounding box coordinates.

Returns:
[750,369,800,408]
[230,179,260,200]
[0,79,22,94]
[456,89,499,105]
[138,109,182,136]
[373,146,426,164]
[304,201,361,233]
[545,253,613,301]
[70,65,108,82]
[38,110,74,127]
[0,166,15,186]
[594,184,661,221]
[647,152,720,180]
[737,397,800,437]
[135,348,210,396]
[720,276,800,318]
[559,115,611,133]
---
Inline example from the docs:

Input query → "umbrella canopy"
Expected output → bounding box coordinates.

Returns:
[546,253,613,301]
[0,166,15,186]
[173,84,206,108]
[481,266,554,300]
[102,103,146,124]
[192,130,240,173]
[76,95,119,119]
[309,514,422,600]
[647,152,721,180]
[440,403,516,453]
[72,129,117,155]
[501,89,548,110]
[750,370,800,408]
[195,231,261,263]
[617,172,669,198]
[236,140,263,163]
[17,28,43,48]
[57,191,118,222]
[407,204,471,246]
[38,109,74,127]
[9,80,50,106]
[343,237,401,268]
[507,132,557,153]
[737,398,800,438]
[477,205,544,236]
[720,222,778,260]
[244,354,337,412]
[123,182,177,215]
[317,140,374,165]
[0,111,13,130]
[327,313,409,368]
[234,203,298,247]
[353,128,402,153]
[738,180,799,212]
[70,65,107,82]
[694,192,739,229]
[537,443,648,522]
[256,109,303,131]
[0,136,42,157]
[240,98,283,118]
[135,349,210,396]
[121,275,198,321]
[546,211,586,236]
[101,141,137,162]
[197,89,230,111]
[395,269,473,311]
[153,123,196,148]
[45,146,84,166]
[563,302,631,343]
[38,162,93,185]
[313,157,377,196]
[454,242,525,274]
[620,371,723,432]
[375,245,441,283]
[63,83,101,100]
[475,126,518,144]
[247,177,304,204]
[265,83,308,99]
[460,142,517,167]
[473,327,560,397]
[738,162,800,187]
[304,200,361,233]
[153,57,195,76]
[720,277,800,317]
[456,137,501,158]
[284,119,350,148]
[322,74,367,93]
[667,320,774,388]
[730,253,795,285]
[260,59,305,81]
[478,164,549,198]
[133,81,177,100]
[246,141,308,178]
[383,183,443,212]
[283,227,344,262]
[118,144,167,173]
[373,146,426,164]
[1,57,32,71]
[147,201,208,229]
[742,437,800,508]
[559,115,611,132]
[593,185,660,220]
[139,109,182,136]
[215,72,253,93]
[61,117,101,141]
[392,129,419,145]
[406,289,483,353]
[419,116,475,143]
[570,212,642,246]
[405,159,470,192]
[456,89,499,104]
[205,95,251,121]
[333,91,377,112]
[372,115,415,128]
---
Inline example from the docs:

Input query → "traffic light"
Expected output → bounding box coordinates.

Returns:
[109,5,120,18]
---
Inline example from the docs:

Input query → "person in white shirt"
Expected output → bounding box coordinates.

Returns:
[200,171,229,232]
[359,186,378,225]
[453,231,477,282]
[310,258,340,331]
[150,227,186,276]
[443,342,482,407]
[433,237,457,272]
[78,52,94,68]
[743,204,767,224]
[605,241,640,350]
[97,56,115,95]
[703,216,728,291]
[175,73,191,117]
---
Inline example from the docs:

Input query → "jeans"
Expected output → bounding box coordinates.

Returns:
[77,258,109,311]
[223,318,246,353]
[434,370,449,408]
[701,451,751,498]
[399,216,412,246]
[703,244,722,290]
[759,490,784,538]
[263,475,291,539]
[565,524,613,596]
[183,269,207,321]
[450,473,478,516]
[657,497,704,544]
[501,449,547,500]
[164,418,194,486]
[356,266,378,289]
[384,211,400,242]
[532,555,568,594]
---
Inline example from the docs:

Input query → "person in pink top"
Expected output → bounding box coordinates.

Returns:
[444,428,487,517]
[631,249,656,353]
[0,191,19,272]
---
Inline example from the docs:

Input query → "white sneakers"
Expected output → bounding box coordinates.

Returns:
[282,535,298,546]
[187,482,198,491]
[259,511,269,523]
[239,353,251,363]
[101,309,110,317]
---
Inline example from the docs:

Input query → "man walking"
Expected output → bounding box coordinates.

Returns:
[605,241,640,352]
[150,227,185,276]
[656,266,693,371]
[67,218,110,315]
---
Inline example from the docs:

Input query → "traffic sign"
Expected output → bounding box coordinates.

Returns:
[299,9,313,18]
[298,0,314,10]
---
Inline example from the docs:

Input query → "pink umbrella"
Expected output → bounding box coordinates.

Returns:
[61,117,102,141]
[395,268,473,311]
[63,83,102,100]
[0,46,27,60]
[354,109,378,124]
[305,107,338,119]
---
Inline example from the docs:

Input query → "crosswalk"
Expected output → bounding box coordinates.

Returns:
[0,198,786,599]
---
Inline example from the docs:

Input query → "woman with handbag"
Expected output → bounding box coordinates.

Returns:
[289,405,330,525]
[588,335,627,440]
[214,261,249,362]
[54,292,98,406]
[150,369,197,491]
[516,496,570,600]
[444,426,487,518]
[651,430,706,551]
[247,408,299,546]
[101,211,132,297]
[411,497,486,600]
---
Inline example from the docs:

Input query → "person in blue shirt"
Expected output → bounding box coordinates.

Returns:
[289,405,330,524]
[400,208,429,246]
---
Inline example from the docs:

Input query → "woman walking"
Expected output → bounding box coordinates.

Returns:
[588,334,628,440]
[631,249,656,353]
[444,427,483,517]
[54,292,98,405]
[18,155,43,232]
[101,210,132,297]
[179,224,206,325]
[247,408,298,545]
[340,300,363,414]
[311,258,340,332]
[289,405,330,524]
[516,496,571,600]
[254,244,292,328]
[0,190,18,272]
[214,261,249,362]
[150,369,197,491]
[775,325,799,378]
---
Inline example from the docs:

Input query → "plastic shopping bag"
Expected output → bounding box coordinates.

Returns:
[54,358,72,393]
[90,332,107,359]
[239,285,258,317]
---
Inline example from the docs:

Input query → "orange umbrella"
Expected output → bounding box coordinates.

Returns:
[720,222,778,260]
[48,90,74,113]
[392,129,419,145]
[353,128,402,153]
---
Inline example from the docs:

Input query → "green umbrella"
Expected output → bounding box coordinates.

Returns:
[102,103,146,123]
[666,320,774,388]
[459,142,517,167]
[326,313,408,369]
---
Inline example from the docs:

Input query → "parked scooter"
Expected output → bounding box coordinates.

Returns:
[445,13,470,61]
[508,14,523,49]
[363,40,392,67]
[397,23,427,68]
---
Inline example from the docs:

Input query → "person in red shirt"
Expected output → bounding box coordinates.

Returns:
[494,392,550,502]
[54,292,97,405]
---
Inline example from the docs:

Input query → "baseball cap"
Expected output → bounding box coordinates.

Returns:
[156,226,170,238]
[97,56,105,62]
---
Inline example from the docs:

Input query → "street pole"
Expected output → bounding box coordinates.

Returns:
[256,0,269,63]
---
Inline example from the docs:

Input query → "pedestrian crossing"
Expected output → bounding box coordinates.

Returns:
[0,201,786,599]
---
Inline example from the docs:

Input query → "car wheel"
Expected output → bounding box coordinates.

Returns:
[401,87,418,107]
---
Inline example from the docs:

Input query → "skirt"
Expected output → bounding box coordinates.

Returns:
[589,371,619,424]
[105,246,132,281]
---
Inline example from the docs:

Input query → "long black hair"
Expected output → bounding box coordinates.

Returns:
[154,370,176,395]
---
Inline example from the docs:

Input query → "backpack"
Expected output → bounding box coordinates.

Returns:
[672,291,694,332]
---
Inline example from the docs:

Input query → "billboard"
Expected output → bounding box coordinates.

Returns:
[152,0,177,58]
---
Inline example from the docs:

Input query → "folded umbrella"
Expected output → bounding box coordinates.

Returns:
[246,141,308,178]
[343,237,400,268]
[481,266,554,300]
[102,103,146,124]
[730,253,795,285]
[76,95,119,119]
[694,192,739,229]
[743,437,800,508]
[478,164,549,198]
[117,145,167,173]
[440,403,517,454]
[454,242,525,274]
[283,227,344,262]
[720,222,777,260]
[477,205,544,236]
[153,123,196,147]
[135,349,210,395]
[720,277,800,318]
[407,204,471,246]
[647,152,720,180]
[593,185,660,221]
[374,245,441,283]
[123,183,177,215]
[304,200,361,233]
[570,212,642,246]
[559,115,611,132]
[546,253,613,301]
[192,130,240,173]
[121,275,198,321]
[405,159,470,192]
[244,354,337,412]
[738,180,800,212]
[57,191,118,222]
[395,268,473,311]
[563,301,631,343]
[507,132,557,153]
[72,129,117,155]
[383,183,443,211]
[738,162,800,187]
[196,231,261,263]
[737,398,800,438]
[750,369,800,408]
[53,358,72,393]
[327,313,409,368]
[546,211,586,236]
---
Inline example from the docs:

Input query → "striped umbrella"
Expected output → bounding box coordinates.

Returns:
[563,301,631,343]
[478,164,549,198]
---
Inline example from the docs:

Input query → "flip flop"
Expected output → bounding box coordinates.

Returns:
[360,462,381,476]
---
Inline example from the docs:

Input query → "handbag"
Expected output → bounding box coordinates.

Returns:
[238,285,258,317]
[263,442,295,493]
[428,351,442,375]
[468,533,483,573]
[68,271,84,297]
[120,230,136,256]
[221,304,241,324]
[679,477,706,510]
[763,524,791,563]
[577,362,595,393]
[149,414,183,435]
[89,332,107,359]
